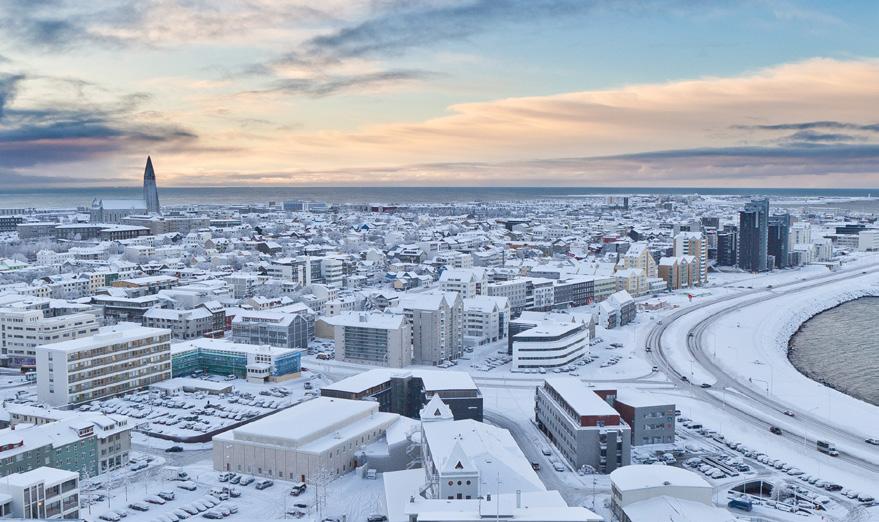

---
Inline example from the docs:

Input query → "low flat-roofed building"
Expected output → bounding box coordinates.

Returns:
[212,397,399,482]
[321,368,483,421]
[171,338,302,383]
[610,464,714,522]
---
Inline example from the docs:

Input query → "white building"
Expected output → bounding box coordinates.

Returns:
[397,291,464,365]
[462,295,509,345]
[858,229,879,251]
[439,268,488,298]
[213,397,399,482]
[610,465,714,522]
[327,312,412,368]
[0,308,99,367]
[36,323,172,406]
[511,317,589,371]
[0,467,79,519]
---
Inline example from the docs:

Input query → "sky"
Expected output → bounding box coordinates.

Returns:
[2,0,879,188]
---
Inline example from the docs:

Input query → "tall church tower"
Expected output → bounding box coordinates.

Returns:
[143,156,161,215]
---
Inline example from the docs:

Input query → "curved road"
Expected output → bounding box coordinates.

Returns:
[647,262,879,474]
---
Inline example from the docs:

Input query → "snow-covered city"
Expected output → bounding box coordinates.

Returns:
[0,165,877,522]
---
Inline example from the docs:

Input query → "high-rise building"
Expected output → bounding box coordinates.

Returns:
[768,214,792,268]
[738,198,769,272]
[673,231,708,285]
[143,156,161,215]
[716,228,738,267]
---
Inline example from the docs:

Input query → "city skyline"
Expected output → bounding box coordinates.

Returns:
[2,1,879,188]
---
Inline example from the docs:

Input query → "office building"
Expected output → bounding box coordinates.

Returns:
[738,198,769,272]
[171,338,302,383]
[535,377,631,473]
[511,317,589,371]
[601,390,675,446]
[36,323,172,406]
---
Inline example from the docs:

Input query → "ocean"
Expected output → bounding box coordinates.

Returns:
[0,186,877,209]
[788,297,879,406]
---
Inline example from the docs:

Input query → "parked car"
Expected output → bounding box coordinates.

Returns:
[158,491,176,501]
[255,479,274,490]
[239,476,255,486]
[145,496,166,505]
[367,516,388,522]
[128,502,150,512]
[201,510,223,519]
[178,481,198,491]
[290,482,307,496]
[165,446,184,453]
[99,513,122,522]
[769,426,783,435]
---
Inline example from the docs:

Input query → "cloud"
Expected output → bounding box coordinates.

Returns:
[305,0,591,60]
[253,69,434,97]
[735,120,879,132]
[0,73,25,118]
[0,73,197,169]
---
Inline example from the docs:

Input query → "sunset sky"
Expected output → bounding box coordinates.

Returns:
[2,1,879,188]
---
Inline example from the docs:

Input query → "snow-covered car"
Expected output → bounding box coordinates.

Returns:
[145,496,166,505]
[99,513,121,522]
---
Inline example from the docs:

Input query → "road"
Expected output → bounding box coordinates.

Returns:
[647,261,879,474]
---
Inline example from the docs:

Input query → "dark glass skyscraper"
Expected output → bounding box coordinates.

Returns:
[717,227,738,266]
[738,198,769,272]
[768,213,791,268]
[143,156,161,215]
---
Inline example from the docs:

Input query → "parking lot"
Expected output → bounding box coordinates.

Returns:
[79,373,324,441]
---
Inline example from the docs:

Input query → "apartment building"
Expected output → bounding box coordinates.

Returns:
[328,312,411,368]
[485,279,528,314]
[535,377,631,473]
[462,295,509,345]
[397,291,464,365]
[0,411,132,476]
[673,232,708,285]
[438,268,488,298]
[142,304,225,340]
[0,308,99,367]
[36,323,172,406]
[0,467,80,520]
[231,309,314,349]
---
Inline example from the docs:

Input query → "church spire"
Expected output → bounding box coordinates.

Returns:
[143,156,161,214]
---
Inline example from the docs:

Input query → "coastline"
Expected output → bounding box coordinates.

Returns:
[787,296,879,407]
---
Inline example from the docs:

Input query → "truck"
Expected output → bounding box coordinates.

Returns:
[817,440,839,456]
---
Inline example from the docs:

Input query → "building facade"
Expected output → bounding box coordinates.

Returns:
[36,324,172,406]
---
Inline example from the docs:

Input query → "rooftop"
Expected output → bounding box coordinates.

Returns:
[544,377,619,417]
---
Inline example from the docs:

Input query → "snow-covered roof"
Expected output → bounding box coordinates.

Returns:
[325,311,405,330]
[622,496,734,522]
[609,465,710,492]
[544,377,618,417]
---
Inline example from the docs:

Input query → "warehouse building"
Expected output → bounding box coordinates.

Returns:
[212,397,399,482]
